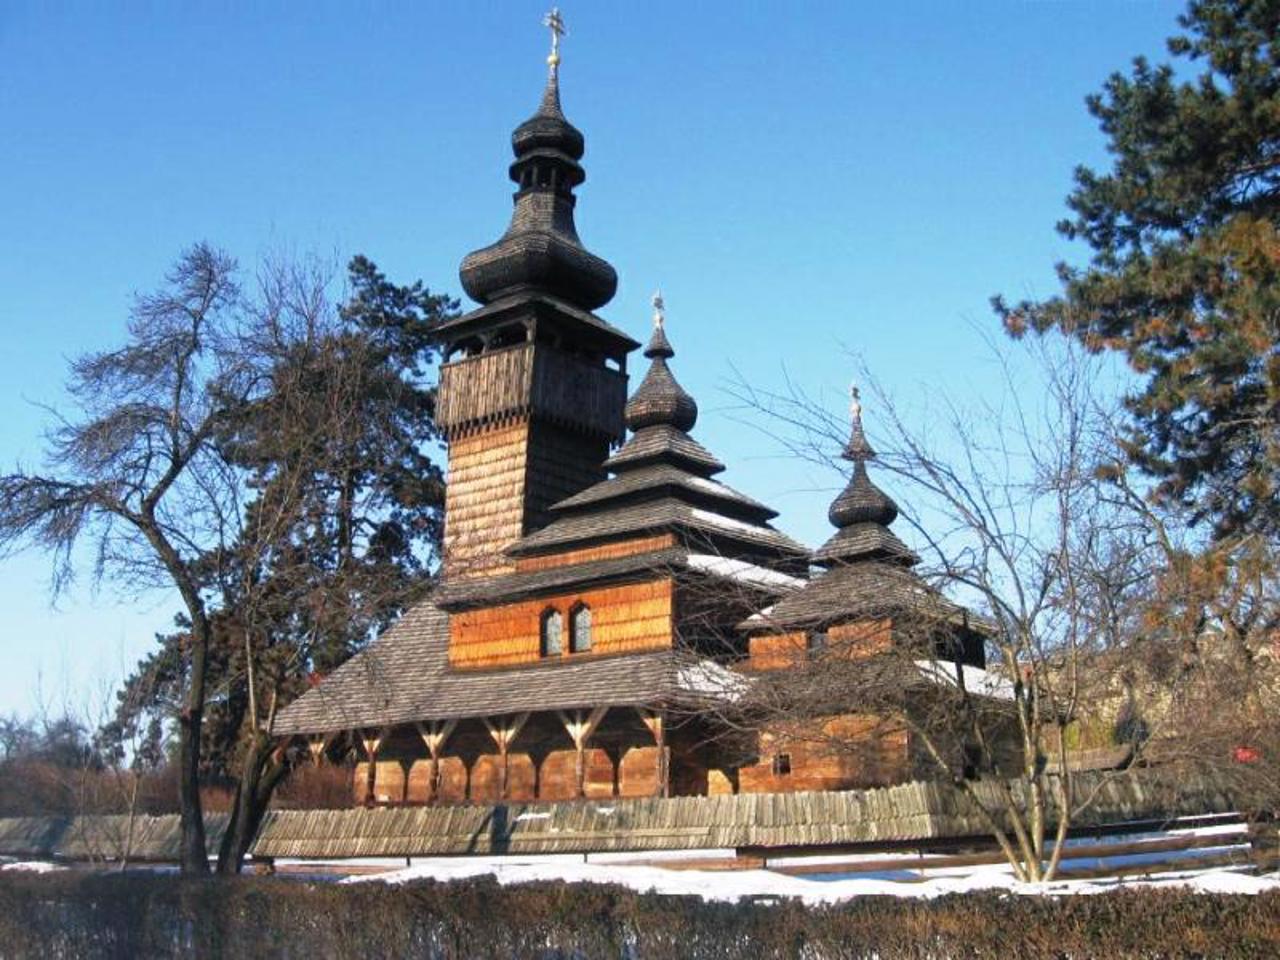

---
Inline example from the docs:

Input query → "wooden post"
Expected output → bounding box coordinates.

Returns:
[359,729,386,807]
[637,708,668,799]
[558,707,608,799]
[482,713,530,800]
[307,733,334,767]
[416,719,457,804]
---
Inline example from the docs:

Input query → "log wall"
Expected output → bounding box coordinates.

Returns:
[448,578,674,667]
[738,714,910,794]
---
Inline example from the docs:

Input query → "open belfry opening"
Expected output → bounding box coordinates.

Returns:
[274,10,1008,807]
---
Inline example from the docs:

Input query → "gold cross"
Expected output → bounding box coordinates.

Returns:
[544,8,566,71]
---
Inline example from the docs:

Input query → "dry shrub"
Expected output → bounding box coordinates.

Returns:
[273,762,355,809]
[0,870,1277,959]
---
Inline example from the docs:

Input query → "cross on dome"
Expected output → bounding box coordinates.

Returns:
[652,289,665,328]
[544,7,566,73]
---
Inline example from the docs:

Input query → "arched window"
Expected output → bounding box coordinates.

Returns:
[540,608,563,657]
[570,603,592,654]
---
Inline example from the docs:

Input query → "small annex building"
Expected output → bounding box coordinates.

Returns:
[274,30,996,806]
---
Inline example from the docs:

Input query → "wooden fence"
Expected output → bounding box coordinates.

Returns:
[0,771,1244,865]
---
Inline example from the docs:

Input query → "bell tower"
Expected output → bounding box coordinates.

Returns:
[434,12,638,579]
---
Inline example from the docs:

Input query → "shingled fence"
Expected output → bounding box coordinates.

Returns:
[0,770,1266,870]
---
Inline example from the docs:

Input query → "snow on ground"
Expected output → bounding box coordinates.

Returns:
[343,856,1280,903]
[1,861,66,873]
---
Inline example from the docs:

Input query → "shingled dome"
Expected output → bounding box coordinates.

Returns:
[459,70,617,311]
[813,386,917,568]
[624,319,698,432]
[828,460,899,528]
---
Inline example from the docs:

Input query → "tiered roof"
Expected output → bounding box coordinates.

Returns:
[502,299,808,571]
[743,388,973,632]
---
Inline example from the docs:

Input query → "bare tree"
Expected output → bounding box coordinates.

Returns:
[714,336,1273,881]
[0,245,261,873]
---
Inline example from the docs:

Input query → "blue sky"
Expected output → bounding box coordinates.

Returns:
[0,1,1179,715]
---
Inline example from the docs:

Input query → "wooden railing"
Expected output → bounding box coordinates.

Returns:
[437,343,626,440]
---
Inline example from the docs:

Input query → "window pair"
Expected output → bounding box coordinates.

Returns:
[540,604,591,657]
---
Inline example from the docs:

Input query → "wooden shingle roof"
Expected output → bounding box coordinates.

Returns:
[740,562,972,632]
[273,601,739,737]
[551,463,777,521]
[507,497,807,558]
[604,424,725,476]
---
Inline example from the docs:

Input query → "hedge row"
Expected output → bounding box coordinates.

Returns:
[0,869,1277,959]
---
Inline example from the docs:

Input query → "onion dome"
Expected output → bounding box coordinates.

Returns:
[624,293,698,432]
[815,385,917,567]
[458,37,617,311]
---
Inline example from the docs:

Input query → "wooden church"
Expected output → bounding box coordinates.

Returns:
[274,19,992,806]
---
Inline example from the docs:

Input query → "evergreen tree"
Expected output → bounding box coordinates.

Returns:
[994,0,1280,539]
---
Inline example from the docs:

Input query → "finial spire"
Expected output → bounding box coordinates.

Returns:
[544,7,566,76]
[643,288,675,360]
[843,380,876,461]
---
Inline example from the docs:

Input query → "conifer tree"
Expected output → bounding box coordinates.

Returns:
[994,0,1280,539]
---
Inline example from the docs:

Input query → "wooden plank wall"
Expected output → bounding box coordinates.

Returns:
[436,345,535,434]
[443,419,530,579]
[515,534,677,573]
[529,347,627,440]
[449,578,674,667]
[436,344,627,442]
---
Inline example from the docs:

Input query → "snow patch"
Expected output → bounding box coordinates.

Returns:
[344,859,1280,902]
[685,554,804,591]
[676,659,747,699]
[1,861,65,874]
[690,509,772,538]
[915,659,1015,700]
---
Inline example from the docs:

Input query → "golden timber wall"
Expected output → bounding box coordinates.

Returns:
[747,620,892,671]
[449,578,674,667]
[736,714,910,794]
